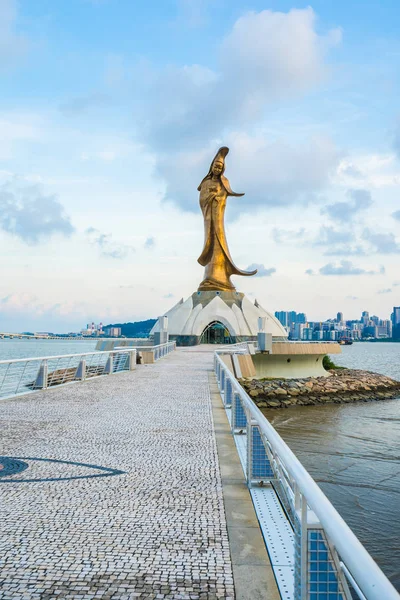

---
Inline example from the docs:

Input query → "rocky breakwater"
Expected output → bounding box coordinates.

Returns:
[240,369,400,409]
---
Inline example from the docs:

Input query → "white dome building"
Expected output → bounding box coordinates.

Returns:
[150,290,287,346]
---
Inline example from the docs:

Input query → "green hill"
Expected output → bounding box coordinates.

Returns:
[104,319,156,338]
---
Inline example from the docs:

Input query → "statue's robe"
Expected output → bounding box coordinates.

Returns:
[197,175,256,291]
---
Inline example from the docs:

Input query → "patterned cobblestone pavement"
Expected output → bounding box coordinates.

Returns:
[0,348,234,599]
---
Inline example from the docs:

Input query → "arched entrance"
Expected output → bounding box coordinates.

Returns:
[200,321,234,344]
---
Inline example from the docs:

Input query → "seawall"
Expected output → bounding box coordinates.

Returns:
[240,368,400,409]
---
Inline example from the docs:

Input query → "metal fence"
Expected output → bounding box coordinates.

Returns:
[0,342,176,401]
[126,342,176,361]
[214,351,400,600]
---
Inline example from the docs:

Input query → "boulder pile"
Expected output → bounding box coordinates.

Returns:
[240,369,400,409]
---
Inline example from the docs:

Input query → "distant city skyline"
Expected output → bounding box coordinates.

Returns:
[1,1,400,332]
[275,307,400,341]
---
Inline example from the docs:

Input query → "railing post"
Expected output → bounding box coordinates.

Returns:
[34,359,48,389]
[75,359,86,381]
[232,392,247,433]
[128,350,136,371]
[246,419,274,486]
[104,354,113,374]
[225,378,233,408]
[293,498,347,600]
[221,369,226,395]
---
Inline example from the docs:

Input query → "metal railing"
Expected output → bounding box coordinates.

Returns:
[118,341,176,362]
[0,342,176,401]
[0,349,136,400]
[214,351,400,600]
[215,341,256,353]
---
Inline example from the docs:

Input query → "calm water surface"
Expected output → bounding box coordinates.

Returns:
[263,342,400,590]
[0,339,98,361]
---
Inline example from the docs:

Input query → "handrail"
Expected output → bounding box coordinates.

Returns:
[0,348,134,366]
[214,351,399,600]
[117,342,176,351]
[0,341,176,401]
[0,342,176,365]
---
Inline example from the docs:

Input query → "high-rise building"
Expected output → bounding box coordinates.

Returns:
[275,311,288,327]
[392,307,400,340]
[275,311,307,327]
[291,323,306,340]
[104,327,122,337]
[336,312,344,323]
[361,310,370,325]
[392,307,400,325]
[302,327,313,341]
[381,320,393,338]
[313,330,324,341]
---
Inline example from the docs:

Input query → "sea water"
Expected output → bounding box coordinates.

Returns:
[263,342,400,590]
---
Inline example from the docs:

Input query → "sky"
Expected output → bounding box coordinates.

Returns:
[1,0,400,332]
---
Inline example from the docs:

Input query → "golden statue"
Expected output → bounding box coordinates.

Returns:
[197,147,257,291]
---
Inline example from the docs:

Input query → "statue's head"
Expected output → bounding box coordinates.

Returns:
[198,146,244,197]
[212,160,224,176]
[199,147,228,187]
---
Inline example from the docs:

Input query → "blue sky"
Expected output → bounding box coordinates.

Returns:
[1,0,400,332]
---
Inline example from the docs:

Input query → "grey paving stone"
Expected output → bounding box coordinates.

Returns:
[0,348,234,599]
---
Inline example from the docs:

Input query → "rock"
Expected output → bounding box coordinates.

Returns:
[274,388,288,396]
[241,367,400,409]
[288,389,300,396]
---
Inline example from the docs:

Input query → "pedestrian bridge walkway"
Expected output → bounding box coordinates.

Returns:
[0,347,277,599]
[0,346,398,600]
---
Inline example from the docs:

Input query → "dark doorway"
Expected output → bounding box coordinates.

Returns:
[200,321,234,344]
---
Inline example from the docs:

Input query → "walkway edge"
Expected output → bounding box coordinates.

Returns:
[209,372,281,600]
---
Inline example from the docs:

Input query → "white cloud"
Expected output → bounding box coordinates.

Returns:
[136,8,341,146]
[130,8,342,213]
[272,228,306,244]
[159,133,341,213]
[177,0,212,27]
[336,154,400,189]
[0,0,28,68]
[85,227,135,259]
[245,264,276,277]
[220,8,341,111]
[0,180,74,244]
[362,229,400,254]
[318,261,385,276]
[321,188,372,222]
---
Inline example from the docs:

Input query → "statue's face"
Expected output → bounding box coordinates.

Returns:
[212,161,223,176]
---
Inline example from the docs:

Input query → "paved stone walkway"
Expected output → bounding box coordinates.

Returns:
[0,349,234,600]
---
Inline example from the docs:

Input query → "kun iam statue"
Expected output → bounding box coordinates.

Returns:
[197,146,257,291]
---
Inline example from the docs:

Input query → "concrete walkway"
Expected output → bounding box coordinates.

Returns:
[0,348,278,600]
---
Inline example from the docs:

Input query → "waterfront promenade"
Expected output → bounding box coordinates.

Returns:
[0,347,277,600]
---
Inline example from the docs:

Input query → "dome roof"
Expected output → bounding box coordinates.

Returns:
[151,291,287,339]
